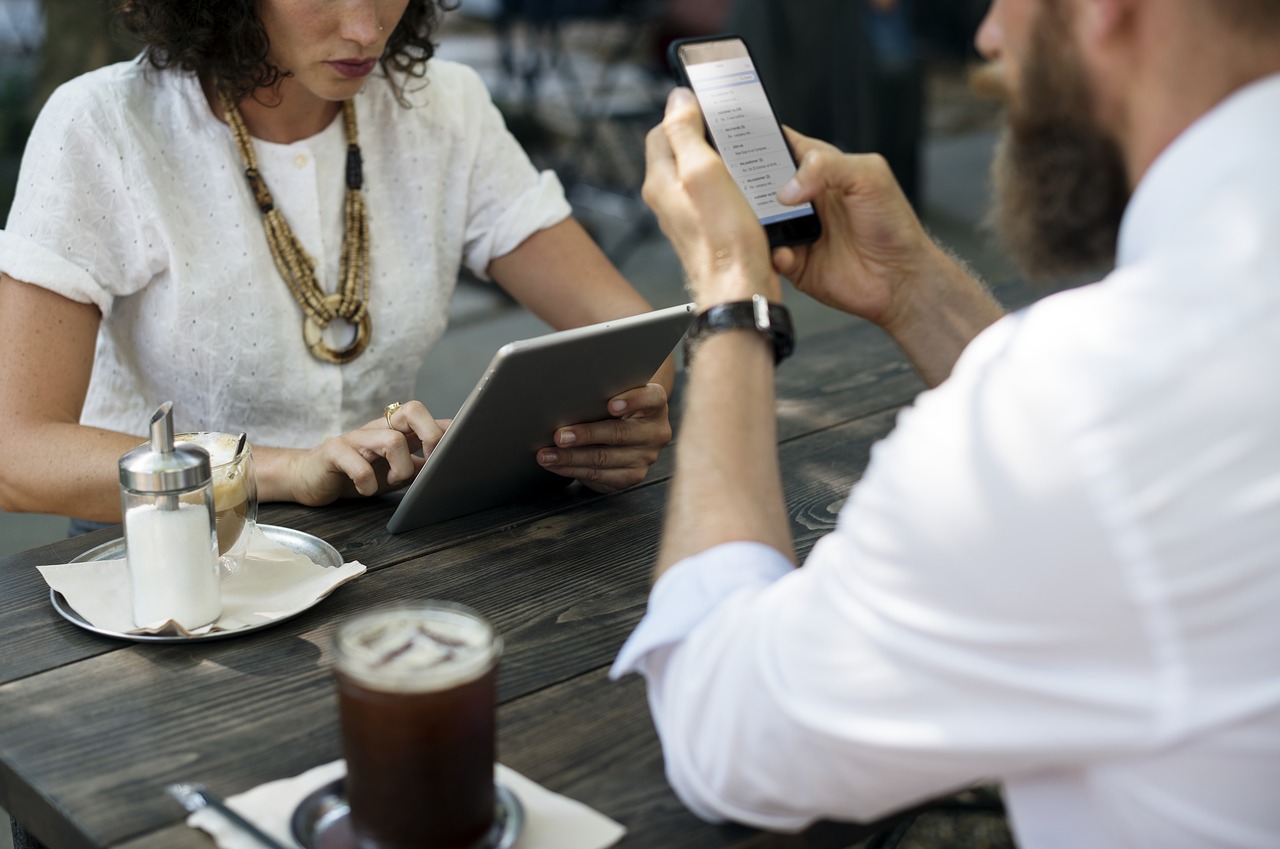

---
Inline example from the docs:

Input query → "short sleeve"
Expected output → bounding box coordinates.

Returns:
[450,66,571,278]
[2,72,160,316]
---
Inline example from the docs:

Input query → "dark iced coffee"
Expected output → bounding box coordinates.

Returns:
[333,603,501,849]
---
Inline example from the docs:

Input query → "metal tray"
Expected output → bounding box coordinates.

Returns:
[291,778,523,849]
[51,524,342,644]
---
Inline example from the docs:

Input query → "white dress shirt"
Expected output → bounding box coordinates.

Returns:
[613,74,1280,849]
[0,58,570,446]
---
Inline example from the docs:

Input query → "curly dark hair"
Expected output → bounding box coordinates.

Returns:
[111,0,459,103]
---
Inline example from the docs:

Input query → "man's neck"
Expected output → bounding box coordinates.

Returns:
[1106,6,1280,189]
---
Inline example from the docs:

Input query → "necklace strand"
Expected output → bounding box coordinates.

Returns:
[219,91,373,364]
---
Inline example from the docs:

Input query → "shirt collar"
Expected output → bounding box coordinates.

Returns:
[1117,72,1280,268]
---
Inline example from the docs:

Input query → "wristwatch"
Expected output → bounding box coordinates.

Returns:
[686,294,796,366]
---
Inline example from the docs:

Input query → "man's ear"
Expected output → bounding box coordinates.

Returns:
[1079,0,1138,47]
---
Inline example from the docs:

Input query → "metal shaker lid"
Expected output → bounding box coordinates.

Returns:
[118,402,212,493]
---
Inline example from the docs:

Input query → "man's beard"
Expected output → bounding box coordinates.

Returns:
[987,4,1131,281]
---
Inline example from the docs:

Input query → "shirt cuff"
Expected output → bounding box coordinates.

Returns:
[609,541,793,679]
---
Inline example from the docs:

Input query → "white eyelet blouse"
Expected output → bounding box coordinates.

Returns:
[0,57,570,447]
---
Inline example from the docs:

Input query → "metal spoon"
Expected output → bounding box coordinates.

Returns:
[228,432,248,478]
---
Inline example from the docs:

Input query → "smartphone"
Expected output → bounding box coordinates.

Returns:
[667,34,822,248]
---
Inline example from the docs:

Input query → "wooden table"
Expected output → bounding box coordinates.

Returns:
[0,318,932,849]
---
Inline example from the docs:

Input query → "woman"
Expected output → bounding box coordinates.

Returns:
[0,0,675,526]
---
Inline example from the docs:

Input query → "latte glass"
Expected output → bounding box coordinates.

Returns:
[175,432,257,572]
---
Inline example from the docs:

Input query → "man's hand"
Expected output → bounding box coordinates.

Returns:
[642,86,998,387]
[642,88,782,307]
[771,129,936,331]
[773,129,1004,385]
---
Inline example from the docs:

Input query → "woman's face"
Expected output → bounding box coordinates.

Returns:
[257,0,412,102]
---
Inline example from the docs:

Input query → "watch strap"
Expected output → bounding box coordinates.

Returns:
[686,295,796,366]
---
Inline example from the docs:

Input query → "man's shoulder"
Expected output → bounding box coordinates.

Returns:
[944,275,1161,429]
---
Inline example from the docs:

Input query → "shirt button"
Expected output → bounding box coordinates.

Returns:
[294,154,308,168]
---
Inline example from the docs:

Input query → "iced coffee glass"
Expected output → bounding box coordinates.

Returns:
[333,602,502,849]
[175,432,257,572]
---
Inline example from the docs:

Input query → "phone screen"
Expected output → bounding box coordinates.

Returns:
[674,38,818,239]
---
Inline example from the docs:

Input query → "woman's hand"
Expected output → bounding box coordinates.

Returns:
[280,400,449,506]
[536,382,672,493]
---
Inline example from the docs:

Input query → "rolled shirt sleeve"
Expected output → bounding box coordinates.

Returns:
[453,66,572,278]
[2,73,160,316]
[611,542,795,681]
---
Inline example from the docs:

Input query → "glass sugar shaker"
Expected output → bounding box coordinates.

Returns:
[118,401,222,630]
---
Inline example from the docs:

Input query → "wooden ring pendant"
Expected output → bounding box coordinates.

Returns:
[302,293,372,365]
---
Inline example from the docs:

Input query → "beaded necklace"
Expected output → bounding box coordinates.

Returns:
[219,90,372,364]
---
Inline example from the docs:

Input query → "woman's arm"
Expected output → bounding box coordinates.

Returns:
[0,273,137,521]
[487,216,676,395]
[0,274,452,520]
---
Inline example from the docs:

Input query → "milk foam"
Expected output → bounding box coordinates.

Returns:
[335,606,498,692]
[176,433,249,508]
[176,431,241,467]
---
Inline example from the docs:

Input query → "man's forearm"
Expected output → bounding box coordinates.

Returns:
[884,243,1005,387]
[656,327,796,579]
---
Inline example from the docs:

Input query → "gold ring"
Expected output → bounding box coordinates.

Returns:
[384,402,402,428]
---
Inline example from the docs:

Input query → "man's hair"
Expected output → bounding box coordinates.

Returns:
[1211,0,1280,31]
[111,0,459,102]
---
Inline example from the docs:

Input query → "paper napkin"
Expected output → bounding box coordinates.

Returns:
[38,525,365,637]
[187,759,627,849]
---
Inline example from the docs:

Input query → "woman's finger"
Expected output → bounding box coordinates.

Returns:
[371,399,448,455]
[537,453,654,493]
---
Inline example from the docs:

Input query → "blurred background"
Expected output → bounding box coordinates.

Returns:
[3,4,1026,845]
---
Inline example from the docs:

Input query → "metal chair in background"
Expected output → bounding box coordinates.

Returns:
[487,0,673,262]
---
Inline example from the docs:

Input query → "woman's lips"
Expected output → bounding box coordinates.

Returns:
[328,58,377,79]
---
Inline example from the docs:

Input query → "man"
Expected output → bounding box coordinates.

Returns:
[610,1,1280,847]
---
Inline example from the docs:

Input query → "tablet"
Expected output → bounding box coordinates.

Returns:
[386,303,695,533]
